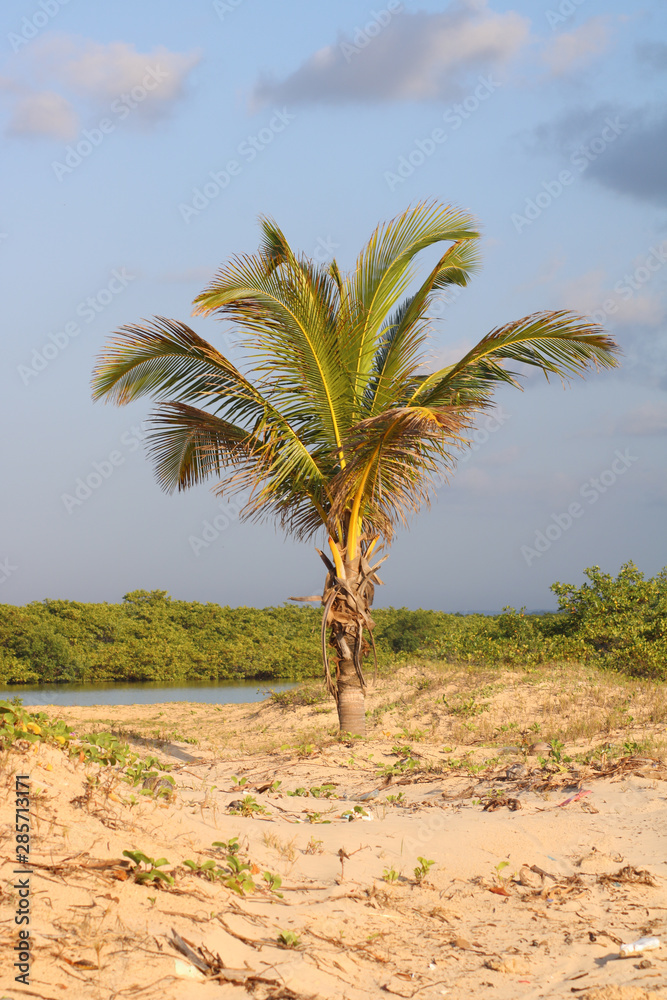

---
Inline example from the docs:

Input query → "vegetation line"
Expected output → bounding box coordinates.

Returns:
[0,563,664,687]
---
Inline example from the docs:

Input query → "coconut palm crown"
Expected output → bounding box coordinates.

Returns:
[91,201,619,735]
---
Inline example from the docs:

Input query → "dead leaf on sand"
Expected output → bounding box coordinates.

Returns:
[597,866,660,888]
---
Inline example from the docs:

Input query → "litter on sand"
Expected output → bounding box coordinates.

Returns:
[618,936,661,958]
[557,789,592,807]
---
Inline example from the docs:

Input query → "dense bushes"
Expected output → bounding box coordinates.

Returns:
[551,562,667,676]
[0,563,664,687]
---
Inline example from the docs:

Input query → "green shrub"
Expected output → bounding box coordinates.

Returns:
[0,563,664,686]
[551,562,667,678]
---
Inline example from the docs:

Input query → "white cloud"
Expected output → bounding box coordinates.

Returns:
[251,2,529,107]
[2,36,201,139]
[35,37,200,120]
[542,17,611,77]
[7,90,78,140]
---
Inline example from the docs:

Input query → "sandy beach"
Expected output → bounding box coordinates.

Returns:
[2,663,667,999]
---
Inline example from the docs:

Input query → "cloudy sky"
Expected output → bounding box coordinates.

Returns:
[1,0,665,612]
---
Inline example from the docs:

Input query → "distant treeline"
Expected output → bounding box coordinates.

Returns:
[0,562,665,686]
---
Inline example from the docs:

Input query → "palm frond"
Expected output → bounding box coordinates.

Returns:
[146,402,255,493]
[364,239,483,417]
[343,202,480,398]
[412,311,620,407]
[328,405,472,543]
[193,240,351,459]
[90,317,263,423]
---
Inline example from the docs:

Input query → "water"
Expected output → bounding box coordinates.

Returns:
[0,679,298,708]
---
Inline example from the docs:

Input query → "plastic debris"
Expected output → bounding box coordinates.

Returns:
[341,806,373,821]
[174,958,206,981]
[557,789,592,808]
[619,936,660,958]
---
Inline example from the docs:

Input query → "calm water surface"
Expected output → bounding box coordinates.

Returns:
[0,679,298,708]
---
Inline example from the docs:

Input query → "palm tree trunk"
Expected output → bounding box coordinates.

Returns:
[336,656,366,736]
[318,542,379,738]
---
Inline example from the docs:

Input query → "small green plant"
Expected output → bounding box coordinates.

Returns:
[183,858,220,881]
[398,726,426,741]
[278,930,301,949]
[493,860,510,884]
[262,871,284,897]
[443,695,489,718]
[230,774,248,790]
[222,854,255,895]
[197,839,258,895]
[413,857,435,884]
[548,739,572,765]
[382,866,399,883]
[122,850,174,886]
[305,837,323,854]
[385,792,405,805]
[623,738,646,755]
[304,810,331,824]
[309,783,337,798]
[286,787,309,797]
[212,836,239,855]
[376,747,420,778]
[0,701,70,748]
[229,795,268,817]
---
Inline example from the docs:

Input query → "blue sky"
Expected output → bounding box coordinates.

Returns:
[1,0,665,612]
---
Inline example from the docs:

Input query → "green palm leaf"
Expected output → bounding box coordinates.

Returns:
[412,310,620,408]
[343,201,480,402]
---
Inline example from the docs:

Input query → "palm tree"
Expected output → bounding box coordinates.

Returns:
[91,201,619,736]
